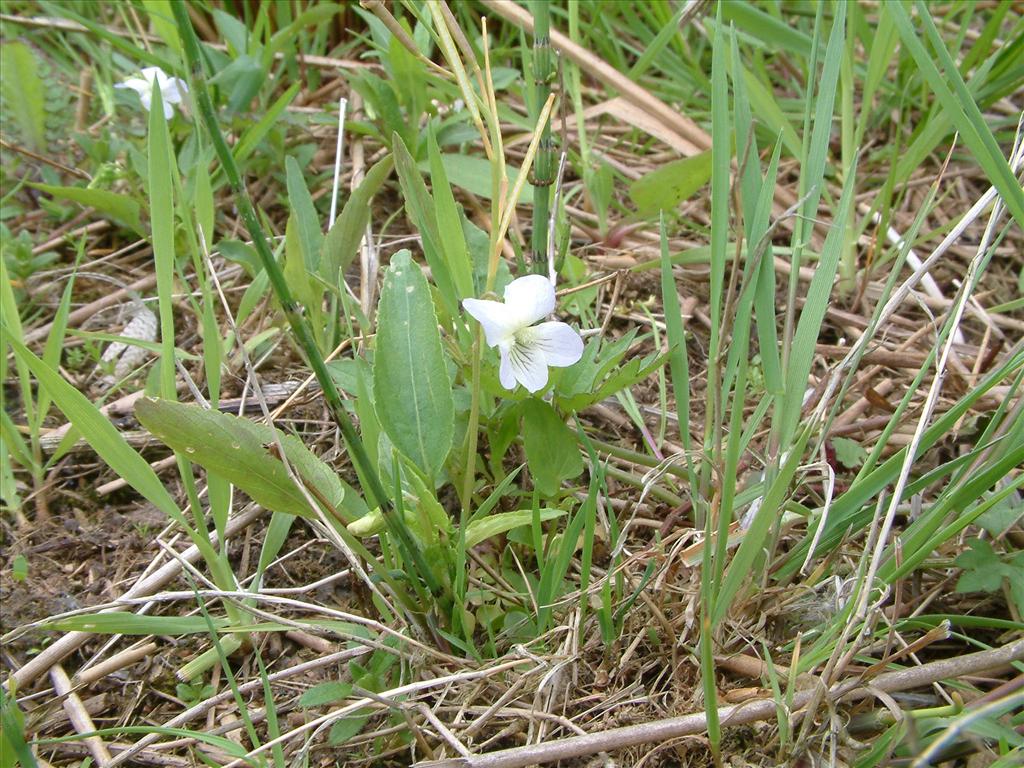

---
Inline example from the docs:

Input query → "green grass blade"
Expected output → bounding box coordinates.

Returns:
[427,129,474,301]
[713,425,812,626]
[781,153,858,440]
[659,216,695,479]
[232,83,301,165]
[889,1,1024,227]
[779,1,847,445]
[5,336,185,525]
[37,254,82,429]
[147,83,177,401]
[701,9,730,756]
[721,3,811,58]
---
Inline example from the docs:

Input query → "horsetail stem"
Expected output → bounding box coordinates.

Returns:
[530,0,555,276]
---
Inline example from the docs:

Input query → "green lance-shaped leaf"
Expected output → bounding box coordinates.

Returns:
[392,135,458,317]
[351,506,565,550]
[28,184,144,236]
[44,613,230,635]
[136,398,347,520]
[426,131,473,301]
[320,155,394,286]
[372,250,454,482]
[464,508,565,549]
[285,155,324,272]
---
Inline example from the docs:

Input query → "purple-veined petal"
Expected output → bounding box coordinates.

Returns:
[497,346,516,390]
[520,321,584,367]
[463,298,518,348]
[505,338,550,393]
[502,274,555,328]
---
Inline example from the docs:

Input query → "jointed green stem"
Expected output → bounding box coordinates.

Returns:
[530,0,554,275]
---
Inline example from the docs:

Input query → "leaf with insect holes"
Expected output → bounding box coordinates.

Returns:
[136,398,348,521]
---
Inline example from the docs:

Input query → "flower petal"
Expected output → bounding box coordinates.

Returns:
[497,346,516,390]
[502,274,555,328]
[463,298,518,348]
[161,79,187,104]
[520,321,584,367]
[505,338,550,393]
[116,78,151,96]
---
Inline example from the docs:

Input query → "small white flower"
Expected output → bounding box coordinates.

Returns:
[463,275,584,393]
[115,66,188,119]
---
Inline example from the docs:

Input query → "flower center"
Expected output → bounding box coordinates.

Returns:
[512,327,533,346]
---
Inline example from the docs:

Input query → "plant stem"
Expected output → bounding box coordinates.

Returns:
[529,0,554,275]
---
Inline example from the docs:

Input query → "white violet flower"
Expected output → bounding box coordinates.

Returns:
[463,274,584,393]
[116,66,188,119]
